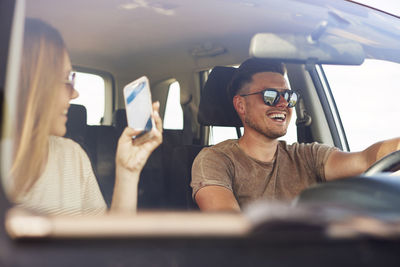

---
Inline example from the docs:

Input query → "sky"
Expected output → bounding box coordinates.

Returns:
[354,0,400,16]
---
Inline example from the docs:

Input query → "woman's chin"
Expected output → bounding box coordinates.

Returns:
[50,125,67,137]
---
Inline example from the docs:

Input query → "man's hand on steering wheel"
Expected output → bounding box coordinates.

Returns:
[364,150,400,176]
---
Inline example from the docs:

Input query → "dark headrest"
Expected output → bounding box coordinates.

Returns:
[65,104,87,143]
[112,109,127,137]
[197,66,242,127]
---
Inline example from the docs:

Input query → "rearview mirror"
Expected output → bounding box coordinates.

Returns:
[249,33,365,65]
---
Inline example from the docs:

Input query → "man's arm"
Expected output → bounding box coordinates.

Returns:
[191,144,240,212]
[325,137,400,181]
[195,186,240,212]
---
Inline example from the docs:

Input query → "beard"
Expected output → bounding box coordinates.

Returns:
[244,113,288,140]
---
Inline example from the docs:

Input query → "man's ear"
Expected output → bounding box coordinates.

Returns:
[233,95,245,116]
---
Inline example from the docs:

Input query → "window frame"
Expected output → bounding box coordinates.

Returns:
[306,64,349,151]
[72,66,115,125]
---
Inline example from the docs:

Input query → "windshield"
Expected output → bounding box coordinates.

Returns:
[1,0,400,240]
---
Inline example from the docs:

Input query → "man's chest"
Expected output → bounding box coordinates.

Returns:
[231,161,318,206]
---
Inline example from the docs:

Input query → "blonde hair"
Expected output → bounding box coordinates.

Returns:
[10,18,66,199]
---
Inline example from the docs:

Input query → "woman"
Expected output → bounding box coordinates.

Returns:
[8,18,162,215]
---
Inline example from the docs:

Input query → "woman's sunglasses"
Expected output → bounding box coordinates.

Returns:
[240,88,299,108]
[65,72,76,88]
[63,72,76,96]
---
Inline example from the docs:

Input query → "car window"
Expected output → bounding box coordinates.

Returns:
[323,59,400,151]
[163,81,183,130]
[70,71,105,125]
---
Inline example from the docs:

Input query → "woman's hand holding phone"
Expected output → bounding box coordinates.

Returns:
[112,76,163,212]
[111,102,162,213]
[115,101,163,173]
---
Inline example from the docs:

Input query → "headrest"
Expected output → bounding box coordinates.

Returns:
[197,66,242,127]
[112,109,127,137]
[65,104,87,143]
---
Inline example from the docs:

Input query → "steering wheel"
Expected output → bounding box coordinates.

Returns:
[364,150,400,176]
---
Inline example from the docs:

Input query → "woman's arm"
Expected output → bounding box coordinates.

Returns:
[110,102,163,213]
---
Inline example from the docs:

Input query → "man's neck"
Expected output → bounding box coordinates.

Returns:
[238,131,279,163]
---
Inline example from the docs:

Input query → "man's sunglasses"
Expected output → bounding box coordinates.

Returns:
[240,89,299,108]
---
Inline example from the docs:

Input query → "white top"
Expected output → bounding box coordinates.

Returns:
[16,136,107,216]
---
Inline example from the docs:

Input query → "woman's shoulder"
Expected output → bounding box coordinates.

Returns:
[50,135,79,145]
[48,136,93,176]
[49,136,86,156]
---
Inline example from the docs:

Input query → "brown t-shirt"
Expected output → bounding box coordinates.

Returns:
[191,139,337,207]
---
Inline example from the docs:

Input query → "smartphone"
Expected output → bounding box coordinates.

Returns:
[123,76,154,139]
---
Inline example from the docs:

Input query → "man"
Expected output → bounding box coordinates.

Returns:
[190,58,400,212]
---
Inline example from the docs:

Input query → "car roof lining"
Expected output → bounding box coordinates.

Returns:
[25,0,400,86]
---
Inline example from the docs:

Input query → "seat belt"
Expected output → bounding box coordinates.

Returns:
[296,98,313,143]
[235,127,242,138]
[182,94,196,145]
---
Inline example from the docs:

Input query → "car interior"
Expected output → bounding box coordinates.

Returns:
[1,0,400,265]
[3,0,400,219]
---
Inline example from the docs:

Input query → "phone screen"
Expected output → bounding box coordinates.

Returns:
[123,76,153,135]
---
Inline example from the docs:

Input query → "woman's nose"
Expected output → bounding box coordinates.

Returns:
[71,88,79,99]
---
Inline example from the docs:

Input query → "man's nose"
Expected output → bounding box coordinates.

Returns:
[275,95,289,108]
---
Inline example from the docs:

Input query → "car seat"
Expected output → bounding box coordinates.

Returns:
[65,105,116,206]
[197,66,242,129]
[65,104,88,147]
[112,108,127,139]
[164,66,243,210]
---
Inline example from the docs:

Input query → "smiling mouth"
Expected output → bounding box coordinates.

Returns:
[267,112,286,122]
